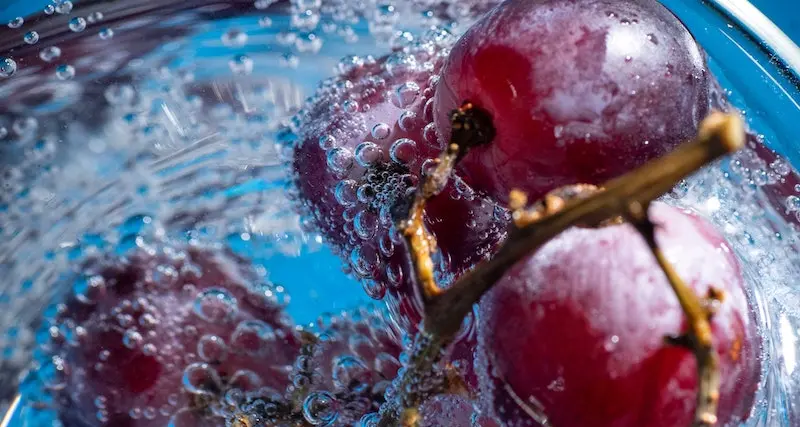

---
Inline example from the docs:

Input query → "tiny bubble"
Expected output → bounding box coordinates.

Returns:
[23,31,39,44]
[68,17,87,32]
[8,17,23,29]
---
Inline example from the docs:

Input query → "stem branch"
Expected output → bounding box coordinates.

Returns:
[382,109,745,427]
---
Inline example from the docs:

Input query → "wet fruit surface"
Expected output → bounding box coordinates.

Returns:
[434,0,712,204]
[291,31,508,330]
[477,203,760,427]
[44,243,300,426]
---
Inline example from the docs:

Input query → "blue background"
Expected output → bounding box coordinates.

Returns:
[0,0,799,43]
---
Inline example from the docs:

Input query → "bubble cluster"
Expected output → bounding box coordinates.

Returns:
[27,239,300,426]
[233,306,404,426]
[290,27,508,331]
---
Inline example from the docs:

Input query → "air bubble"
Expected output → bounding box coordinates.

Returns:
[335,180,358,207]
[332,355,371,392]
[222,29,248,47]
[362,279,386,299]
[231,320,276,355]
[98,28,114,40]
[392,82,420,108]
[142,343,157,355]
[385,52,418,77]
[398,111,417,132]
[423,123,439,147]
[44,5,55,14]
[350,246,379,277]
[40,46,62,62]
[0,58,17,78]
[69,17,87,32]
[87,11,104,23]
[8,17,23,29]
[291,9,321,31]
[229,54,254,75]
[771,158,791,176]
[254,0,277,9]
[73,275,106,304]
[56,1,74,14]
[359,413,380,427]
[338,55,364,74]
[198,335,228,362]
[326,147,354,174]
[23,31,39,45]
[371,123,391,140]
[104,84,136,105]
[296,32,323,53]
[785,196,800,212]
[280,53,300,68]
[357,185,375,204]
[354,211,378,239]
[228,369,263,391]
[123,329,143,349]
[318,135,337,149]
[342,99,359,113]
[355,142,382,167]
[302,391,339,425]
[386,262,403,287]
[182,363,222,395]
[12,117,38,135]
[258,16,273,27]
[193,288,238,323]
[379,234,394,256]
[390,138,417,164]
[0,127,8,139]
[56,64,76,80]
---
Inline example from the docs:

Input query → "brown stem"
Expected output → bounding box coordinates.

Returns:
[426,111,744,338]
[400,102,495,303]
[382,110,744,427]
[627,202,721,426]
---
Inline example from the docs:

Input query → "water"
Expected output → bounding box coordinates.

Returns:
[0,0,798,426]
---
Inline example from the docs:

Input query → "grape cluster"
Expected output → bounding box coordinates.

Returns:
[40,0,764,426]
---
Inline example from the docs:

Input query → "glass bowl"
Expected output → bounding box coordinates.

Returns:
[0,0,798,425]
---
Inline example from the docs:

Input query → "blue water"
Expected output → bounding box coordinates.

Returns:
[1,0,799,43]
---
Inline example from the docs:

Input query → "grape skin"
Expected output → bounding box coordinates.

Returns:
[434,0,713,204]
[47,243,300,427]
[477,203,760,427]
[291,40,508,330]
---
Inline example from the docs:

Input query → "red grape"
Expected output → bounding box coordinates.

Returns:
[232,306,403,426]
[434,0,713,204]
[46,242,301,427]
[291,32,508,330]
[476,202,761,427]
[293,307,403,425]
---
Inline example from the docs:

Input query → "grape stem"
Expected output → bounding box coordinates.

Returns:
[626,202,723,427]
[382,103,745,427]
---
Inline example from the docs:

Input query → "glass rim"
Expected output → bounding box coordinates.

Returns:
[709,0,800,84]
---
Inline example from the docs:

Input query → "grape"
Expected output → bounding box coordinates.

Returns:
[293,307,403,425]
[232,306,402,426]
[45,242,301,426]
[476,202,760,427]
[291,30,508,330]
[434,0,713,204]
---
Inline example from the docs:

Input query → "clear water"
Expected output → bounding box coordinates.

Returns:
[0,0,798,426]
